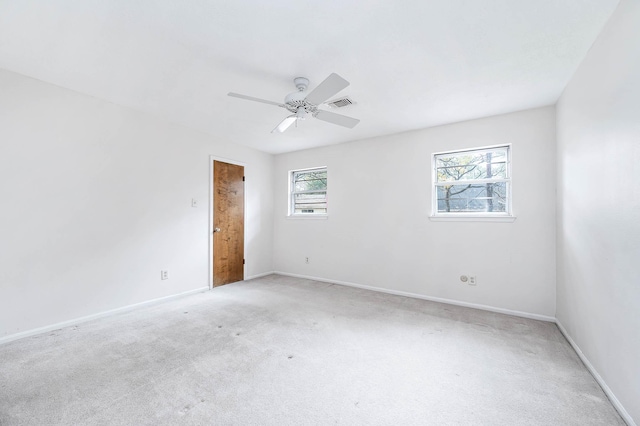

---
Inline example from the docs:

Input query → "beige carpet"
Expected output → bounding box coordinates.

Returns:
[0,274,625,425]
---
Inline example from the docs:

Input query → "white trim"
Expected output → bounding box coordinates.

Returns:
[273,271,555,322]
[287,165,328,172]
[0,287,209,346]
[434,177,510,186]
[244,271,275,280]
[555,321,637,426]
[286,215,328,220]
[432,144,511,157]
[429,215,516,222]
[209,155,247,291]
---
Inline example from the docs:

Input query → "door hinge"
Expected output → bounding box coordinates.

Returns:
[243,259,245,265]
[242,176,245,182]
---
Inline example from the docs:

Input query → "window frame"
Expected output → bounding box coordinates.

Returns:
[431,144,513,219]
[288,166,328,218]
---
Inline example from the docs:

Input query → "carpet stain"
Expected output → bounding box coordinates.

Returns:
[179,398,207,415]
[288,355,294,359]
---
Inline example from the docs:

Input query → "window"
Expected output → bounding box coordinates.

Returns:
[289,167,328,216]
[433,145,511,216]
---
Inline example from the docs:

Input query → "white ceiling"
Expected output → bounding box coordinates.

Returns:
[0,0,619,154]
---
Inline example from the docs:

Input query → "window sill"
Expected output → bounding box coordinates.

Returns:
[429,215,516,223]
[286,215,328,220]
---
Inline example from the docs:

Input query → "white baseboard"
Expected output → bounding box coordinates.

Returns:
[1,270,275,345]
[273,271,556,322]
[556,321,636,426]
[245,271,275,280]
[0,286,209,346]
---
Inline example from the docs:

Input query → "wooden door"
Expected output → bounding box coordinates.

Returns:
[213,161,244,287]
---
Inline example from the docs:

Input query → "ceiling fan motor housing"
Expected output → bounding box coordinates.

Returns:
[284,89,317,115]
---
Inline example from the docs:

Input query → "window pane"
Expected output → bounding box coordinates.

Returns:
[436,182,507,213]
[436,149,508,182]
[293,192,327,214]
[294,170,327,192]
[437,163,484,182]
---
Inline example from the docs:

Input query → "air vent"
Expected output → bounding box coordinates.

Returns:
[326,97,354,108]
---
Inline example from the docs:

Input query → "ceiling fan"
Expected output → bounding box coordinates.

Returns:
[228,73,360,133]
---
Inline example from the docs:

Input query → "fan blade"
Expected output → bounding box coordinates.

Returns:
[271,115,297,133]
[305,73,349,105]
[228,92,283,107]
[314,110,360,129]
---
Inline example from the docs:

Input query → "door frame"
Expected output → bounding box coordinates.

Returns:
[209,155,247,290]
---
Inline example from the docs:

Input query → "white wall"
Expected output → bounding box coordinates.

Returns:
[0,69,274,338]
[556,0,640,423]
[274,107,556,318]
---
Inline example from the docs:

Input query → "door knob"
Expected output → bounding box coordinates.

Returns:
[214,227,221,233]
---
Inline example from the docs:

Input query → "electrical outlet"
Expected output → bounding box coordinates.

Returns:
[161,270,169,280]
[469,276,476,285]
[460,275,468,283]
[305,257,310,264]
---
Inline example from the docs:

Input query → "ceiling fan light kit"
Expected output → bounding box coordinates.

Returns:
[274,115,298,133]
[228,73,360,134]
